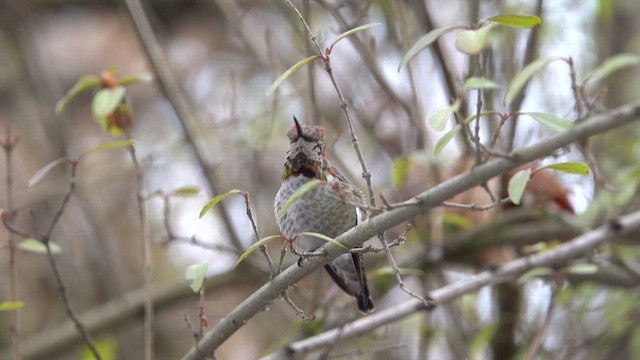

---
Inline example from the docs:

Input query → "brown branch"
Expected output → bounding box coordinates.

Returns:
[122,0,244,254]
[2,128,22,359]
[264,209,640,358]
[126,140,154,360]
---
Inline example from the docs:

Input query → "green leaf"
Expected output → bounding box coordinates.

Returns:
[92,87,126,120]
[391,156,411,188]
[266,55,321,96]
[470,323,499,358]
[118,73,154,86]
[517,266,553,284]
[433,125,461,156]
[170,185,201,197]
[487,14,542,28]
[584,53,640,85]
[455,24,492,55]
[199,189,242,218]
[298,232,348,250]
[55,75,101,115]
[81,337,118,360]
[0,301,25,312]
[398,24,466,71]
[235,235,283,266]
[442,212,473,230]
[372,267,427,277]
[522,112,573,132]
[508,168,531,205]
[564,263,599,275]
[330,22,381,49]
[28,157,70,187]
[276,179,323,220]
[80,139,135,161]
[184,262,209,292]
[544,162,590,175]
[463,77,501,89]
[428,100,461,131]
[463,110,498,124]
[504,57,561,105]
[18,238,62,254]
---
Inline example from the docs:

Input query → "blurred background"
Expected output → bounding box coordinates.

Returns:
[1,0,639,359]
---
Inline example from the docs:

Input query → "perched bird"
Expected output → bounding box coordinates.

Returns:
[274,117,375,313]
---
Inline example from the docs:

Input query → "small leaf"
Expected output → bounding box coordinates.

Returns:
[463,77,501,89]
[118,73,154,86]
[398,24,466,71]
[433,125,461,156]
[185,262,209,292]
[517,267,553,284]
[330,22,381,49]
[564,263,599,275]
[266,55,321,96]
[428,100,461,131]
[584,53,640,85]
[18,238,62,254]
[544,162,590,175]
[81,337,118,360]
[235,235,283,266]
[0,301,25,312]
[470,323,499,358]
[391,156,411,188]
[298,232,348,250]
[455,24,492,55]
[372,267,427,277]
[80,139,135,161]
[28,157,70,187]
[55,75,101,115]
[276,179,323,220]
[92,87,126,120]
[199,189,242,218]
[508,168,531,205]
[170,185,201,197]
[462,110,498,125]
[487,14,542,28]
[522,112,573,132]
[442,212,473,230]
[504,57,561,105]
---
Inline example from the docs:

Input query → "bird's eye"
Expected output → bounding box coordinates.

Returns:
[314,143,324,152]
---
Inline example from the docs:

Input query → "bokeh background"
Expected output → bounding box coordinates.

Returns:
[1,0,640,359]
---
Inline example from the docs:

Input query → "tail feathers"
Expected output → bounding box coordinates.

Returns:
[356,293,375,313]
[323,253,375,313]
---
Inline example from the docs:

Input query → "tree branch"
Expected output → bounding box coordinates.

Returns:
[181,102,640,359]
[263,209,640,359]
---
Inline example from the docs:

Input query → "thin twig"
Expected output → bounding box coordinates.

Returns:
[122,0,244,254]
[242,192,275,277]
[2,128,22,359]
[441,198,511,211]
[3,162,102,359]
[524,275,559,360]
[281,291,314,322]
[126,141,154,360]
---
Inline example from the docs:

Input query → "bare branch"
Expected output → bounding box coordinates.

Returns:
[181,102,640,360]
[264,209,640,359]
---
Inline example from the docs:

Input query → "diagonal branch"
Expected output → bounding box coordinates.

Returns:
[181,101,640,360]
[265,209,640,359]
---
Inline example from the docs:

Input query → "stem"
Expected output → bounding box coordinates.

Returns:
[2,128,22,360]
[127,142,154,360]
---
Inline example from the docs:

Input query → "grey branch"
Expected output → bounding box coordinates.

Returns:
[182,102,640,360]
[263,209,640,359]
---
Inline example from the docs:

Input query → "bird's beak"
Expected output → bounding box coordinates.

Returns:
[293,115,304,139]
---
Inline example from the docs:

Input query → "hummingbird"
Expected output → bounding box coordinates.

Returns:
[274,117,375,313]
